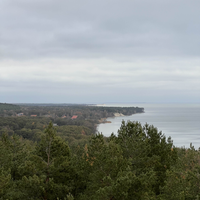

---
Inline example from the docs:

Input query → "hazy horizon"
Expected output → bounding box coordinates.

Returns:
[4,102,200,105]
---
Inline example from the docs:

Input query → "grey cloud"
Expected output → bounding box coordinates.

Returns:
[1,0,200,60]
[1,0,200,103]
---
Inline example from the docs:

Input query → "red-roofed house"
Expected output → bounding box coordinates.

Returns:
[71,115,78,119]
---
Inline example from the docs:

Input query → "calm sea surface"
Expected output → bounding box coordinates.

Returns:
[97,104,200,149]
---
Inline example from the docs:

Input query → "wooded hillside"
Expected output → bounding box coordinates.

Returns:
[0,103,144,148]
[0,121,199,199]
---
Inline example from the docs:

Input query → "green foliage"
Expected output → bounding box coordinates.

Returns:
[0,133,34,199]
[56,125,92,149]
[0,116,49,141]
[111,120,177,196]
[18,122,74,200]
[160,145,200,199]
[77,122,174,200]
[0,104,144,148]
[0,103,21,113]
[1,119,200,200]
[0,133,32,181]
[78,134,132,200]
[0,167,11,196]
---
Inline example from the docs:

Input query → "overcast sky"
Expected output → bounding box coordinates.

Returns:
[1,0,200,104]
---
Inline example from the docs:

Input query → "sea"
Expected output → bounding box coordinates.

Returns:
[97,104,200,149]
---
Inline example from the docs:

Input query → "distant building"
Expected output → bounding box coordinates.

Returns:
[71,115,78,119]
[53,123,58,127]
[17,113,24,116]
[61,115,66,118]
[31,115,37,117]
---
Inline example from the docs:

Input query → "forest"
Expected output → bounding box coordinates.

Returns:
[0,104,200,199]
[0,103,144,149]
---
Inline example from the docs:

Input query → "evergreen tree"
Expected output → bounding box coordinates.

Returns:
[112,120,177,196]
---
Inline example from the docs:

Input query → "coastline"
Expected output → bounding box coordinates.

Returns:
[95,113,133,135]
[95,107,145,134]
[98,113,125,124]
[97,110,144,125]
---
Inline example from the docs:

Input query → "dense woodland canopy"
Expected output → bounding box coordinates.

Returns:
[0,103,200,199]
[0,103,144,148]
